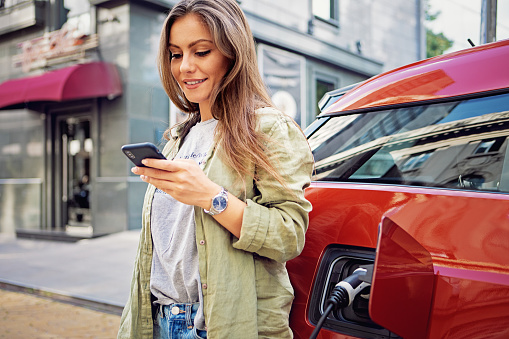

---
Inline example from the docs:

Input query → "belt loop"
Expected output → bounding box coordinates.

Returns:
[159,304,164,318]
[185,304,193,329]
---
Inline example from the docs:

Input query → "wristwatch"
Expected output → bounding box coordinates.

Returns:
[204,187,228,215]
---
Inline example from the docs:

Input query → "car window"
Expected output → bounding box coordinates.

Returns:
[309,92,509,193]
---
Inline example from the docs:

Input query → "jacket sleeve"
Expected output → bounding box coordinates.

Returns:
[118,185,157,339]
[232,110,314,263]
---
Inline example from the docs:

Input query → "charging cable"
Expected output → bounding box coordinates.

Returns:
[309,265,373,339]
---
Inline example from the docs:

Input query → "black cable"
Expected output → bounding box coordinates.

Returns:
[309,303,334,339]
[309,266,372,339]
[309,283,350,339]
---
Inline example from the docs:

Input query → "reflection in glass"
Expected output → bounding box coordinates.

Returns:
[309,93,509,193]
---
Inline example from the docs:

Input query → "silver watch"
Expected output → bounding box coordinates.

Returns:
[204,187,228,215]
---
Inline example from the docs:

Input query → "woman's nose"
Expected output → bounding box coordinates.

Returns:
[180,54,195,73]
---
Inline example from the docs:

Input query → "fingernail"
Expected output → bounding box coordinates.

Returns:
[131,167,138,174]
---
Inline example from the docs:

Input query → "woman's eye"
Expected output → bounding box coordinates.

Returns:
[196,50,211,57]
[170,53,182,60]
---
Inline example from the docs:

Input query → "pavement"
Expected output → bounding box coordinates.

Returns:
[0,230,141,338]
[0,288,121,338]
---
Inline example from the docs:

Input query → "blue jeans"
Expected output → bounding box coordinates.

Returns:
[153,303,207,339]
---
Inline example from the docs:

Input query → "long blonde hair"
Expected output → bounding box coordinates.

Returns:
[158,0,286,186]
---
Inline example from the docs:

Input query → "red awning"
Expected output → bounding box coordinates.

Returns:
[0,62,122,109]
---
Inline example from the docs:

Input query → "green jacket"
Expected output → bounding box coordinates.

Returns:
[117,107,314,339]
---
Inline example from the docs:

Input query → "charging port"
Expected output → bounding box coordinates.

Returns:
[308,245,400,339]
[333,261,373,325]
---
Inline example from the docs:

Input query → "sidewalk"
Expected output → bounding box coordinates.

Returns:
[0,288,121,338]
[0,230,140,314]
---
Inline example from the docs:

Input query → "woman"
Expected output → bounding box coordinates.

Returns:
[118,0,313,338]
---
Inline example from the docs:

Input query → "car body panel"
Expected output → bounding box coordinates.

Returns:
[288,183,509,338]
[370,217,434,339]
[380,193,509,338]
[323,39,509,114]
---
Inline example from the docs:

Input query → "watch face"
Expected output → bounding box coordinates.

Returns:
[213,196,227,211]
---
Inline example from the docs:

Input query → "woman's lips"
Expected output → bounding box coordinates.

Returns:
[184,79,207,88]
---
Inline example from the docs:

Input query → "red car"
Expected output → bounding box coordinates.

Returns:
[288,39,509,338]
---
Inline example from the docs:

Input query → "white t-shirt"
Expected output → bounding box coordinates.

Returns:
[150,118,218,330]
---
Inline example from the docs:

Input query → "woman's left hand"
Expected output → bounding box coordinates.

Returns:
[132,158,220,210]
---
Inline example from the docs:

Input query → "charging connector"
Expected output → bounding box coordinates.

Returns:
[309,264,373,339]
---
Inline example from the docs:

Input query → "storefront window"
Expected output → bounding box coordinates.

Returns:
[259,44,305,127]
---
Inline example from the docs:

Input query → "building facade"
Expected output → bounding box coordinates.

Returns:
[0,0,425,239]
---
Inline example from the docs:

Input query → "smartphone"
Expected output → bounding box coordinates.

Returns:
[121,142,166,167]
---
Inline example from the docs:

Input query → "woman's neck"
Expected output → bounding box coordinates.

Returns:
[199,103,213,122]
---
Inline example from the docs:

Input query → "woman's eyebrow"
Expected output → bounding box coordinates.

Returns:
[169,39,214,49]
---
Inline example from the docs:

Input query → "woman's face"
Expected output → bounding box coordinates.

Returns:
[169,13,230,117]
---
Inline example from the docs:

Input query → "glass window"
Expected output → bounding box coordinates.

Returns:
[474,139,496,154]
[399,151,433,172]
[316,79,335,115]
[308,92,509,193]
[259,45,304,126]
[313,0,338,23]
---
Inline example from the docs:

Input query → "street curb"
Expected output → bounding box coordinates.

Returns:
[0,280,124,316]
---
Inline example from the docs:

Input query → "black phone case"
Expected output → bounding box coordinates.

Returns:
[121,142,166,167]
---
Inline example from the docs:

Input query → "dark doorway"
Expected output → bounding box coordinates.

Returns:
[56,115,92,234]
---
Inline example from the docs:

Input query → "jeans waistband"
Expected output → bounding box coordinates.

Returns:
[155,303,200,327]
